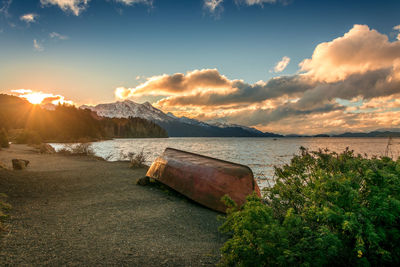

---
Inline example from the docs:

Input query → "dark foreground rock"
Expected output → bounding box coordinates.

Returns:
[11,159,29,170]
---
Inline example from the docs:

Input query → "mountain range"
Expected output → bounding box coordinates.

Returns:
[80,100,282,137]
[78,100,400,138]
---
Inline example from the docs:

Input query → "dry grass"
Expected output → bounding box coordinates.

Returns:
[128,150,147,169]
[118,149,148,168]
[57,143,95,156]
[0,193,11,231]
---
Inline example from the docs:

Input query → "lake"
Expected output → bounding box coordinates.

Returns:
[51,137,400,188]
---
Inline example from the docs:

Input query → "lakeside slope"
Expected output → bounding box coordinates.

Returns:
[0,145,223,266]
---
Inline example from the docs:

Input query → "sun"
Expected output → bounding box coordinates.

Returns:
[23,92,48,105]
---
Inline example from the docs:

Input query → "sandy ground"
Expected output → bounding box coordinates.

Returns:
[0,145,224,266]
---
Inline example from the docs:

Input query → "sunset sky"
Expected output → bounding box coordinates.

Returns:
[1,0,400,134]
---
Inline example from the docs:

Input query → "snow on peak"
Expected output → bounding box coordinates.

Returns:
[80,100,173,122]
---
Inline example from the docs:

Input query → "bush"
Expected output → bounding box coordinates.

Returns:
[0,128,9,148]
[15,130,42,145]
[128,150,147,168]
[71,143,95,156]
[57,143,95,156]
[219,148,400,267]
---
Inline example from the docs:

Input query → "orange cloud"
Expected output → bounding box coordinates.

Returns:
[273,56,290,72]
[300,24,400,82]
[115,69,233,99]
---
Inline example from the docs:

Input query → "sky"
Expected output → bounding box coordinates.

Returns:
[1,0,400,134]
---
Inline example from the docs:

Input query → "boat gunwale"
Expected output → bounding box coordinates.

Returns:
[164,147,255,176]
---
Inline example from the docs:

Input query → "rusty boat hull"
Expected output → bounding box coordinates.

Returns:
[146,148,261,213]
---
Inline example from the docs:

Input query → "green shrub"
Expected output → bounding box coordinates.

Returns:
[0,128,9,148]
[219,148,400,267]
[15,130,42,145]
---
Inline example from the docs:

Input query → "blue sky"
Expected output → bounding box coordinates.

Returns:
[1,0,400,133]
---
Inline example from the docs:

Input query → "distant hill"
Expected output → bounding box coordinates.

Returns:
[81,100,282,137]
[333,131,400,137]
[0,94,167,142]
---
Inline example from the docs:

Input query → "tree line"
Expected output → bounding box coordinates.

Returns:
[0,94,168,143]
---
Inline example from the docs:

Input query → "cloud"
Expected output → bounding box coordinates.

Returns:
[40,0,89,16]
[0,0,12,18]
[204,0,223,14]
[20,13,38,23]
[273,56,290,72]
[300,24,400,83]
[393,25,400,41]
[49,32,68,40]
[156,74,311,107]
[33,39,44,52]
[223,101,345,126]
[115,0,152,5]
[115,69,233,99]
[235,0,277,6]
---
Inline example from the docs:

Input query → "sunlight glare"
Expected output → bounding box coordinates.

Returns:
[11,89,74,106]
[23,92,48,105]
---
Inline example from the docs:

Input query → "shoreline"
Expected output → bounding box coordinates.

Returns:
[0,145,224,266]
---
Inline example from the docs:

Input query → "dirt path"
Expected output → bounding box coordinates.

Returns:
[0,145,224,266]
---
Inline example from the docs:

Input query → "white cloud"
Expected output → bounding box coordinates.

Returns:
[20,13,38,23]
[40,0,89,16]
[49,32,68,40]
[393,25,400,41]
[0,0,12,18]
[33,39,44,52]
[204,0,223,13]
[273,56,290,72]
[236,0,277,6]
[115,0,152,5]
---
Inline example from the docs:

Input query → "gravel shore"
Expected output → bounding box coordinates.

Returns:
[0,145,224,266]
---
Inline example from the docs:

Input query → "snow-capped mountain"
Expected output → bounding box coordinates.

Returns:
[80,100,282,137]
[81,100,172,122]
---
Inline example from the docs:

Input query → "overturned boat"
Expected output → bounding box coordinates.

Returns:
[146,148,261,213]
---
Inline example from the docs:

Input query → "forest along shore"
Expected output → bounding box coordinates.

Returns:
[0,145,224,266]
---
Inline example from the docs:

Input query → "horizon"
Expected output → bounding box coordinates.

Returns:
[1,0,400,134]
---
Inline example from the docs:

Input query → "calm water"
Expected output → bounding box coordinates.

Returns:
[52,137,400,188]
